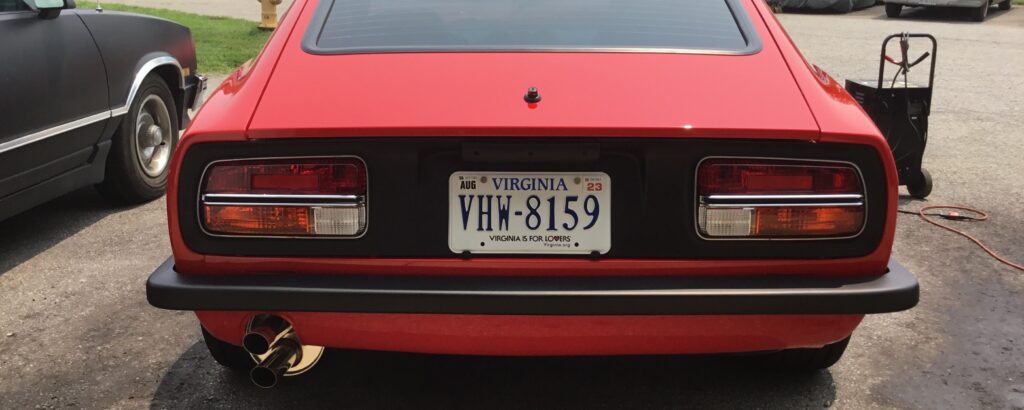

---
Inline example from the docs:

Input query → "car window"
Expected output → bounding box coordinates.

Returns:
[0,0,31,12]
[304,0,760,55]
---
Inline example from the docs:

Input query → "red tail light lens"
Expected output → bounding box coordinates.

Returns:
[697,158,865,239]
[200,157,367,237]
[205,159,366,195]
[698,159,862,196]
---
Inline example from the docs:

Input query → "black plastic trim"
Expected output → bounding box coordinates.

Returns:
[147,257,919,315]
[0,140,110,222]
[176,138,889,259]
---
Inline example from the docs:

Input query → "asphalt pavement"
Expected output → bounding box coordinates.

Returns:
[1,5,1023,409]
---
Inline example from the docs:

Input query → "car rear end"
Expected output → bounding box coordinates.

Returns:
[148,0,917,381]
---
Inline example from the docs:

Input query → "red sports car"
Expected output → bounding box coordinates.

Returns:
[148,0,918,388]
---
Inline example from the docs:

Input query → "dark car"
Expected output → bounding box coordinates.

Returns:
[885,0,1010,21]
[0,0,205,221]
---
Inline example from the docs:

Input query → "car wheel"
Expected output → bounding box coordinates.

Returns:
[971,0,989,21]
[907,169,933,199]
[758,336,851,371]
[998,0,1010,10]
[201,326,256,372]
[885,3,903,17]
[96,75,179,204]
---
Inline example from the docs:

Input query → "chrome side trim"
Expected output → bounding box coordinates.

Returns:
[196,156,370,240]
[110,56,184,117]
[110,106,130,117]
[0,111,111,155]
[694,156,869,242]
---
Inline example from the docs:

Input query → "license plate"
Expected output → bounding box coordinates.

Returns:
[449,172,611,254]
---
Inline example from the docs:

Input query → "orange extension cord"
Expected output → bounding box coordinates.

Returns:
[899,205,1024,272]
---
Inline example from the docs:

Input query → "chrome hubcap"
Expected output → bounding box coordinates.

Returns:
[135,95,172,178]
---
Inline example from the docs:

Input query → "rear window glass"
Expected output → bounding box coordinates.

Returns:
[303,0,760,55]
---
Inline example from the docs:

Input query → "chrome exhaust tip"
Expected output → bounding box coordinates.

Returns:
[250,336,302,389]
[243,315,289,355]
[243,315,325,388]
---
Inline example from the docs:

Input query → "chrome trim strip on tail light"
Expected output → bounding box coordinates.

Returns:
[705,194,864,201]
[203,193,363,201]
[703,202,865,208]
[695,156,868,241]
[201,202,365,208]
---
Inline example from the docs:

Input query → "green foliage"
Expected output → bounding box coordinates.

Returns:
[78,2,271,74]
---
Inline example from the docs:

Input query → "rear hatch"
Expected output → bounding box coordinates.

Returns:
[249,52,819,139]
[247,0,820,139]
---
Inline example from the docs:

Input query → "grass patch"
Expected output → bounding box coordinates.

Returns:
[78,2,271,74]
[1014,0,1022,5]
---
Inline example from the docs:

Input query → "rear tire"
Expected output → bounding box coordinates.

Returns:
[885,3,903,17]
[998,0,1010,10]
[201,326,255,372]
[96,75,178,204]
[758,337,851,371]
[971,0,989,21]
[907,169,933,199]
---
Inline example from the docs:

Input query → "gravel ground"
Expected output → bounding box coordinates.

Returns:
[0,5,1022,410]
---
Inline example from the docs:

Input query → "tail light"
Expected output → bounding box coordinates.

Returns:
[696,158,865,239]
[199,157,367,237]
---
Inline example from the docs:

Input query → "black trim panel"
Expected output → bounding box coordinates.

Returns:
[0,140,110,222]
[147,257,918,315]
[177,138,889,259]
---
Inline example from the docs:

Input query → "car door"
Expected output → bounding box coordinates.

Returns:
[0,1,108,199]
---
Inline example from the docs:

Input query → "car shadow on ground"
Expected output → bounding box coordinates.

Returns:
[151,342,838,409]
[0,187,140,278]
[897,193,931,209]
[873,5,1014,23]
[777,4,1013,23]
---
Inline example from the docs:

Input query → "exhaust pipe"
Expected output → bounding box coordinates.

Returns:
[243,315,324,388]
[243,315,290,355]
[250,334,303,388]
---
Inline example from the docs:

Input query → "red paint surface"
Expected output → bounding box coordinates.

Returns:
[168,0,897,277]
[248,0,818,140]
[198,311,862,356]
[167,0,901,355]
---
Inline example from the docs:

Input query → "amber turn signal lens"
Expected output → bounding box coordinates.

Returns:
[753,206,864,237]
[203,205,312,235]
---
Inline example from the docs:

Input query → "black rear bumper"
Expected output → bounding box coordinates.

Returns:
[179,73,207,129]
[147,258,918,315]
